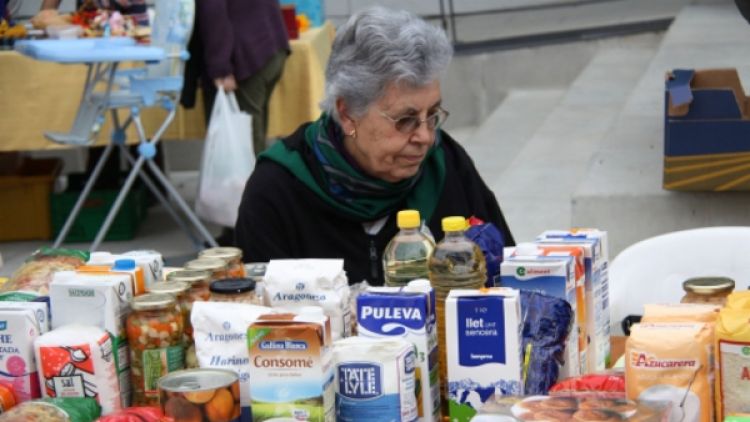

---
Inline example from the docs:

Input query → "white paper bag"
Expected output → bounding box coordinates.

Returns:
[196,87,254,227]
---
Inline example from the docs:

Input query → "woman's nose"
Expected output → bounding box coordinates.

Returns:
[410,120,434,144]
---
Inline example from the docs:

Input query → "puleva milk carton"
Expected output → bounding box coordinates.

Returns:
[0,308,42,402]
[332,337,418,422]
[537,229,610,372]
[357,283,440,422]
[500,250,581,377]
[446,288,522,422]
[248,313,335,422]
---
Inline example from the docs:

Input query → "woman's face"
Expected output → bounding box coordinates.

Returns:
[341,80,443,183]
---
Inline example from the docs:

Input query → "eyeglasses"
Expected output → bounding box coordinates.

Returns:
[379,107,450,134]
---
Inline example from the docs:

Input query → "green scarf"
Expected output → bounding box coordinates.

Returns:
[259,114,446,222]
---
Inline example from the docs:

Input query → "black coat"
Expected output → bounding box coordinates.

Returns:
[235,124,515,286]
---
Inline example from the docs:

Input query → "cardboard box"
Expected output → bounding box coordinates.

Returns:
[0,157,61,241]
[664,68,750,191]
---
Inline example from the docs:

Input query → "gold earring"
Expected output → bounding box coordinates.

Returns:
[348,128,357,139]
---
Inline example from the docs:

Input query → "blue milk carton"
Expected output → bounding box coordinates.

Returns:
[357,283,440,422]
[445,288,522,422]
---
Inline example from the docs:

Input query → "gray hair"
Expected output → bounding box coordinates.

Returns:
[320,7,453,122]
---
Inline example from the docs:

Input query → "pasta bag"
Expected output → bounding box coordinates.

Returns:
[715,307,750,421]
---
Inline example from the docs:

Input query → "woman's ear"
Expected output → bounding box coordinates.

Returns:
[336,98,357,135]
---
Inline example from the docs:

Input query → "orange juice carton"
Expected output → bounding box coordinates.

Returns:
[357,283,440,421]
[78,259,145,296]
[332,337,418,422]
[445,288,522,422]
[0,308,43,402]
[500,245,581,377]
[537,229,610,372]
[247,313,335,421]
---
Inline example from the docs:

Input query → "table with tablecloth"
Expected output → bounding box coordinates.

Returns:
[0,22,335,152]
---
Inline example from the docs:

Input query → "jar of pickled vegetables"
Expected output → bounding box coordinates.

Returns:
[681,277,735,305]
[166,269,212,303]
[126,293,185,406]
[209,278,260,304]
[147,281,190,331]
[184,258,229,282]
[199,247,246,278]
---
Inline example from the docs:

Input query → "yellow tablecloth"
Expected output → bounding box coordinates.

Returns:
[0,22,334,152]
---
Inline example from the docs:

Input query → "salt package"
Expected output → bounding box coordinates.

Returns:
[34,325,122,415]
[0,308,42,402]
[332,337,418,422]
[263,259,351,340]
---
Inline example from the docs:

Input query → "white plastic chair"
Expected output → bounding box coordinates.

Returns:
[609,226,750,335]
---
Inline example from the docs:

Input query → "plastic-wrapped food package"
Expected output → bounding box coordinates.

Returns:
[96,406,163,421]
[519,290,574,395]
[466,217,505,287]
[4,248,89,295]
[0,397,101,422]
[549,373,626,398]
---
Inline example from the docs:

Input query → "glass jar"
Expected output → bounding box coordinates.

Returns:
[126,293,185,406]
[199,247,246,278]
[184,258,229,282]
[148,281,190,333]
[165,269,211,346]
[681,277,735,305]
[209,278,260,304]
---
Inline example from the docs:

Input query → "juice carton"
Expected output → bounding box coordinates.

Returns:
[445,288,522,422]
[357,284,440,421]
[500,250,581,377]
[537,229,611,372]
[0,308,42,402]
[248,313,334,422]
[78,260,145,296]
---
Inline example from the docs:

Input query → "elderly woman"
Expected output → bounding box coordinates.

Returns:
[235,7,514,285]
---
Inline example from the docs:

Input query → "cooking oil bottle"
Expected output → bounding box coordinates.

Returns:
[383,210,435,287]
[428,216,486,415]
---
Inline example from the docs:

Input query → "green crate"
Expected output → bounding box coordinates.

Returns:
[50,186,147,243]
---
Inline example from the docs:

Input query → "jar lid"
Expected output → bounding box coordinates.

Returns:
[199,247,243,262]
[683,277,736,295]
[132,293,176,311]
[166,269,211,284]
[184,258,227,272]
[209,278,256,295]
[148,281,190,296]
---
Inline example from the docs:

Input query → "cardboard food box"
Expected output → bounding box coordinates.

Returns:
[664,68,750,191]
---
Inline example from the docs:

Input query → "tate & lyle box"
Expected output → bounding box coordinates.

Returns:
[445,288,522,422]
[536,229,610,372]
[500,248,581,377]
[48,270,133,406]
[357,282,441,422]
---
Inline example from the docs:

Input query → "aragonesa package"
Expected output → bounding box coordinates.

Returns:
[332,337,418,422]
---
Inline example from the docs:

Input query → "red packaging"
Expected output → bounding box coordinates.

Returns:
[549,373,626,399]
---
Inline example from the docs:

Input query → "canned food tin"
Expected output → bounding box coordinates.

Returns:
[185,258,229,282]
[159,368,241,422]
[199,247,245,278]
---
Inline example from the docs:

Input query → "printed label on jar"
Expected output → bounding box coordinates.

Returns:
[143,345,185,396]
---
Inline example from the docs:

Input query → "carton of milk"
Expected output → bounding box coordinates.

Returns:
[248,313,335,422]
[0,301,50,333]
[537,229,610,372]
[446,288,522,422]
[0,308,43,402]
[500,252,580,377]
[357,284,440,422]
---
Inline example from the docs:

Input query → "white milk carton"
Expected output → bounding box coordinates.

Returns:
[446,289,522,422]
[123,249,165,287]
[332,337,418,422]
[0,301,50,333]
[248,313,335,422]
[192,301,275,421]
[537,229,611,372]
[0,308,43,402]
[357,284,440,422]
[263,259,351,340]
[500,252,581,377]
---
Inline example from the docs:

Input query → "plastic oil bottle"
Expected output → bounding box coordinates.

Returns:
[383,210,435,287]
[429,216,486,415]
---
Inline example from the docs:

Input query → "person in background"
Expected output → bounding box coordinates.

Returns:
[182,0,290,246]
[234,7,515,285]
[35,0,148,25]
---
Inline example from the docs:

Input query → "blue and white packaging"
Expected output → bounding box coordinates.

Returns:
[446,288,522,422]
[536,229,611,372]
[333,337,418,422]
[357,282,440,421]
[0,301,50,333]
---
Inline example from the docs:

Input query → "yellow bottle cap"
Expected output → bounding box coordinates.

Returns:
[442,216,467,232]
[397,210,421,229]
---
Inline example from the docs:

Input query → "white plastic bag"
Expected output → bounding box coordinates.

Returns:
[196,87,254,227]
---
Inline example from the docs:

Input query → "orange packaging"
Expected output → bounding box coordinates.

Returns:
[0,383,17,412]
[641,303,720,324]
[78,262,145,295]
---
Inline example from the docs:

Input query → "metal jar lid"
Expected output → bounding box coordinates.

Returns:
[683,277,736,295]
[158,368,238,392]
[199,247,243,262]
[132,293,176,311]
[166,269,212,285]
[184,258,228,273]
[148,281,190,296]
[209,278,256,295]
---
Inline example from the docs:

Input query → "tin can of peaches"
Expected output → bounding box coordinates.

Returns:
[159,368,241,421]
